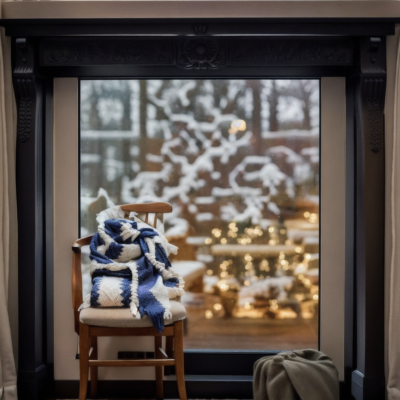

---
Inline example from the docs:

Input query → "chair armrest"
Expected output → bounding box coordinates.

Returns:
[72,235,93,335]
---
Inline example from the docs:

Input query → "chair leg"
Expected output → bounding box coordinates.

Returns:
[155,336,164,399]
[174,320,187,400]
[90,336,98,398]
[165,336,174,375]
[79,323,90,400]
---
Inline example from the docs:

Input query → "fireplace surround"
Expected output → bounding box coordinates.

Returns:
[1,15,395,400]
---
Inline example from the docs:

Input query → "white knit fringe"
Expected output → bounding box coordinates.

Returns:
[164,307,172,320]
[78,294,91,311]
[129,263,139,316]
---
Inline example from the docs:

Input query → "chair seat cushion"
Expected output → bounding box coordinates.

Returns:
[79,300,186,328]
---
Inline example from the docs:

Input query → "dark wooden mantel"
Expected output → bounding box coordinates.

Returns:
[1,17,394,400]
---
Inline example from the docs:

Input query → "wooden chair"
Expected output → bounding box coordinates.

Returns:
[72,202,187,400]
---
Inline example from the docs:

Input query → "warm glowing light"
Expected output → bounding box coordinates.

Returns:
[269,239,276,245]
[268,227,275,233]
[304,211,311,218]
[260,259,270,271]
[244,280,250,286]
[309,213,318,223]
[295,293,305,301]
[229,222,236,229]
[228,119,247,134]
[245,262,253,270]
[244,253,253,262]
[298,274,304,280]
[279,251,285,260]
[220,238,227,244]
[205,238,212,244]
[244,302,251,310]
[205,310,213,319]
[219,283,230,291]
[207,269,213,275]
[221,271,228,278]
[212,228,222,238]
[305,253,312,260]
[295,246,303,253]
[213,303,222,311]
[313,294,319,301]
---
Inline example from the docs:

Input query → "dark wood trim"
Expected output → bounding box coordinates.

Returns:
[351,37,386,400]
[0,18,397,37]
[13,38,48,400]
[53,378,347,399]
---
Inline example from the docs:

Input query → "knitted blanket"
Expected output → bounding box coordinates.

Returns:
[79,217,185,332]
[253,349,340,400]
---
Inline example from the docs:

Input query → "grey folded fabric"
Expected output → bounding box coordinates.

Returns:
[253,349,340,400]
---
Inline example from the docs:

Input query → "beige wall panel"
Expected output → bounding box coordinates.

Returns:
[3,1,400,20]
[53,78,80,380]
[53,78,153,380]
[320,77,346,381]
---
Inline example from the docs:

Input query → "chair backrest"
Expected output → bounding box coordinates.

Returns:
[72,202,173,334]
[120,202,172,229]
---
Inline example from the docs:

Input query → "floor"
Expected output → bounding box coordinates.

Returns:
[183,294,319,350]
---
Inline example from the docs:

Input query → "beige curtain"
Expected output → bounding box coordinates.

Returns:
[387,25,400,400]
[0,0,18,397]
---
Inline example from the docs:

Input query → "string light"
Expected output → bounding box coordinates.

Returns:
[213,303,222,311]
[212,228,222,238]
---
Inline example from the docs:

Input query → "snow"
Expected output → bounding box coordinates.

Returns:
[261,129,318,139]
[82,130,139,139]
[195,197,215,205]
[81,154,101,163]
[238,276,295,306]
[268,145,302,164]
[164,217,189,237]
[146,153,163,163]
[196,213,214,222]
[81,79,320,239]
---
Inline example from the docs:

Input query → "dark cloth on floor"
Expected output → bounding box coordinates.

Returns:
[253,349,340,400]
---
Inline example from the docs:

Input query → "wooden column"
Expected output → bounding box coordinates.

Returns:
[351,36,386,400]
[13,38,48,400]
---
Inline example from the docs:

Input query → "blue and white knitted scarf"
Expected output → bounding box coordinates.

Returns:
[80,217,185,332]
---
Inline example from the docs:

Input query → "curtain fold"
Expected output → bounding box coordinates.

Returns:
[0,0,18,397]
[388,25,400,400]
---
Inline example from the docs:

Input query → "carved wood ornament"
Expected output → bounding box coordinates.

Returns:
[14,39,36,143]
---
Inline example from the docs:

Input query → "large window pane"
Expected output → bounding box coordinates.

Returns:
[80,79,320,350]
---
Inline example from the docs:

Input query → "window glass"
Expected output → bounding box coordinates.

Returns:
[80,79,320,350]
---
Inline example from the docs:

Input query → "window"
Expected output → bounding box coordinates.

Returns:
[79,78,320,351]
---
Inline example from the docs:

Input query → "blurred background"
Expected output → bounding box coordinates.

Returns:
[80,79,320,350]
